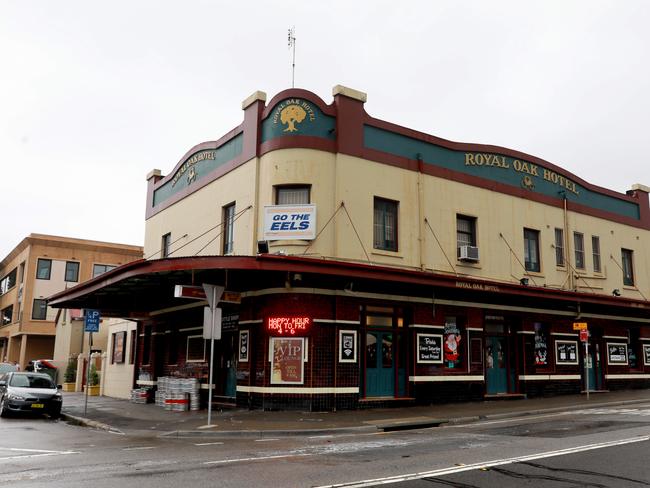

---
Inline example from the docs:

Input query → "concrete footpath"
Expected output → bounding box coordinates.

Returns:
[60,389,650,438]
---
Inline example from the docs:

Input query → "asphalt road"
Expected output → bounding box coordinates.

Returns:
[1,404,650,487]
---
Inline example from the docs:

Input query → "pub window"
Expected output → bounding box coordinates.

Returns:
[65,261,80,282]
[32,298,47,320]
[622,248,634,286]
[533,323,549,367]
[36,258,52,280]
[161,233,171,258]
[1,305,13,325]
[222,203,235,255]
[554,228,565,267]
[592,235,601,273]
[373,197,398,252]
[186,335,206,362]
[141,326,152,365]
[629,328,641,369]
[0,268,17,295]
[129,330,137,365]
[93,264,116,278]
[456,215,477,255]
[574,232,585,269]
[276,185,310,205]
[523,228,540,272]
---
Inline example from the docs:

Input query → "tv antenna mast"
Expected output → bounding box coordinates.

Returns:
[288,26,296,88]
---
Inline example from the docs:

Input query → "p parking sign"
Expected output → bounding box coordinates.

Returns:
[84,309,101,333]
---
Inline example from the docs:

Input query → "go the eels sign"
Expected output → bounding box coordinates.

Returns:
[263,204,317,241]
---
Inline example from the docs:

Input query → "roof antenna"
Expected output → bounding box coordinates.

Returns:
[288,26,296,88]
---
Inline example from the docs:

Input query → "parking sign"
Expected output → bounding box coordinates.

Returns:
[84,309,101,332]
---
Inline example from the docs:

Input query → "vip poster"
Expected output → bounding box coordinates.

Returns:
[555,340,578,365]
[339,330,357,363]
[417,334,443,364]
[271,337,305,384]
[607,343,628,364]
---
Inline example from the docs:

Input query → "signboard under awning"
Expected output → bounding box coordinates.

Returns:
[173,285,241,303]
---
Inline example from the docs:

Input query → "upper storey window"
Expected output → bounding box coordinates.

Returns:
[36,259,52,280]
[276,185,310,205]
[456,215,477,261]
[523,228,540,273]
[622,249,634,286]
[0,268,17,295]
[554,228,565,267]
[222,203,235,255]
[574,232,585,269]
[93,264,116,278]
[161,233,171,258]
[374,197,398,252]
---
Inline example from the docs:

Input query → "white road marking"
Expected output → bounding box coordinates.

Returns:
[205,453,313,465]
[194,441,224,446]
[123,446,156,451]
[314,435,650,488]
[309,435,334,439]
[0,447,78,462]
[254,438,279,442]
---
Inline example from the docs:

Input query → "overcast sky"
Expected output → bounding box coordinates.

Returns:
[2,1,649,259]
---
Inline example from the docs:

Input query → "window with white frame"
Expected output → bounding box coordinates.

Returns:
[592,235,601,273]
[222,203,235,254]
[574,232,585,269]
[554,228,565,267]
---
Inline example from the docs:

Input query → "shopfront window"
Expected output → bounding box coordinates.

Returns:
[534,323,549,368]
[443,316,464,369]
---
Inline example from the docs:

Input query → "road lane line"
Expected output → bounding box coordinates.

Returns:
[194,442,224,446]
[314,435,650,488]
[123,446,156,451]
[204,453,313,465]
[254,438,279,442]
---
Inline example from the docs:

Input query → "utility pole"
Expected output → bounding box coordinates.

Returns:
[288,27,296,88]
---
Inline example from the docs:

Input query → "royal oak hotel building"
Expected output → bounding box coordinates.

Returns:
[49,85,650,410]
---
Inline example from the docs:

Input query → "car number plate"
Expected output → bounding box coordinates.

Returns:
[31,403,44,409]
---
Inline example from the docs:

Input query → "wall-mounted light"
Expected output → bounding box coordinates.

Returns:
[257,240,269,254]
[612,289,621,296]
[520,277,529,286]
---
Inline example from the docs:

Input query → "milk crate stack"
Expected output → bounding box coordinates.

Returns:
[130,388,152,404]
[155,376,200,412]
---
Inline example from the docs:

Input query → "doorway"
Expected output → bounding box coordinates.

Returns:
[362,306,408,398]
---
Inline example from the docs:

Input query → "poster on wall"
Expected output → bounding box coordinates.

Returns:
[534,323,548,366]
[643,344,650,366]
[417,334,443,364]
[339,330,357,363]
[263,205,317,241]
[555,340,579,365]
[112,331,126,364]
[607,343,628,364]
[238,330,249,362]
[444,317,462,368]
[271,337,305,384]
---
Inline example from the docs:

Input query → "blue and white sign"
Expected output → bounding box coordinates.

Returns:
[263,204,317,240]
[84,309,101,333]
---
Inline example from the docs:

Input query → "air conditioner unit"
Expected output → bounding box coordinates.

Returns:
[459,245,479,262]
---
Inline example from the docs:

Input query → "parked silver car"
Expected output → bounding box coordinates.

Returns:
[0,372,62,419]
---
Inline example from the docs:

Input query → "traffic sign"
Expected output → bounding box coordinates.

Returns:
[84,309,101,333]
[580,329,589,342]
[573,322,588,331]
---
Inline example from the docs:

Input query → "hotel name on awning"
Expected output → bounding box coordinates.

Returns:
[464,152,579,195]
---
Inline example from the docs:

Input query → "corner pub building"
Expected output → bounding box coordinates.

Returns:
[49,85,650,410]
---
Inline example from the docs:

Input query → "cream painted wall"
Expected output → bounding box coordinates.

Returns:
[103,320,137,399]
[144,160,257,258]
[146,148,650,301]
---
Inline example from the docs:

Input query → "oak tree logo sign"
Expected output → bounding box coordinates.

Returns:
[280,105,307,132]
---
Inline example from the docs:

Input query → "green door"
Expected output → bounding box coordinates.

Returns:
[486,336,508,394]
[365,332,395,397]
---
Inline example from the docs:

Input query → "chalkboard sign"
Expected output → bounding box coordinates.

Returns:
[607,342,628,365]
[417,334,443,364]
[555,340,579,365]
[643,344,650,366]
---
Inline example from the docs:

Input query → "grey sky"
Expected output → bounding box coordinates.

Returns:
[2,0,648,259]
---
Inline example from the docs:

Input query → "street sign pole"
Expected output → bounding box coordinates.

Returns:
[83,309,101,416]
[84,332,92,415]
[207,286,216,427]
[585,339,590,401]
[202,284,224,428]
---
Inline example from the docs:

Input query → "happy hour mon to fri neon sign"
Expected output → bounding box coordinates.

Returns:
[266,316,311,335]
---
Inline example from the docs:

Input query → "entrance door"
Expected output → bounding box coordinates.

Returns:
[486,336,508,394]
[365,332,395,397]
